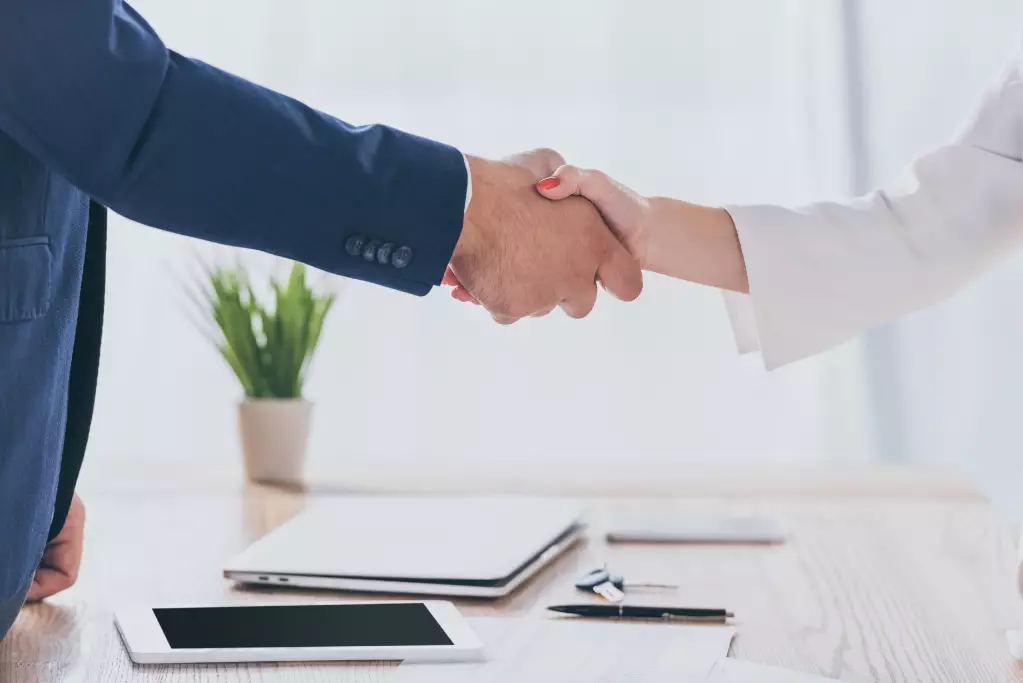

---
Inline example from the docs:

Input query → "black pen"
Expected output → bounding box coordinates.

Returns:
[548,604,733,622]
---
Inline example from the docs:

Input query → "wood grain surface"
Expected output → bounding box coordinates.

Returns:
[3,466,1021,682]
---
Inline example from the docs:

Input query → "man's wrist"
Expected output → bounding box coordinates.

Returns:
[453,155,493,268]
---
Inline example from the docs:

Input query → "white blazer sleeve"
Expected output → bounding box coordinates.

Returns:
[724,54,1023,370]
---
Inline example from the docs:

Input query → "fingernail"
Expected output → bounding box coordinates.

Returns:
[537,177,560,190]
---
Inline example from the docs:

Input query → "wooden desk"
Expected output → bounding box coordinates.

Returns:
[3,465,1022,682]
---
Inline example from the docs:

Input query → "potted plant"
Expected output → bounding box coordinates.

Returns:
[190,261,335,487]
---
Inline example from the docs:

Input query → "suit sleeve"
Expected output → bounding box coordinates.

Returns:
[721,52,1023,369]
[0,579,29,645]
[0,0,467,294]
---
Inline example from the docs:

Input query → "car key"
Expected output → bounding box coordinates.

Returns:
[575,568,678,603]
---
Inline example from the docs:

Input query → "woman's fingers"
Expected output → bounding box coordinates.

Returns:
[444,266,480,304]
[451,286,480,304]
[442,266,460,287]
[537,165,650,267]
[536,165,637,233]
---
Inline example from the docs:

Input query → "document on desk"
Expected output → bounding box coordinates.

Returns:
[706,658,854,682]
[390,617,734,683]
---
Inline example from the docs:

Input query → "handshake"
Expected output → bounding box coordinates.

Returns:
[445,149,651,323]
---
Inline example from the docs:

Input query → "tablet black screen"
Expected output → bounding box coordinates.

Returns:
[153,603,453,649]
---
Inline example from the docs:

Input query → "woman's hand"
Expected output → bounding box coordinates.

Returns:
[538,166,748,293]
[443,266,481,305]
[534,166,653,269]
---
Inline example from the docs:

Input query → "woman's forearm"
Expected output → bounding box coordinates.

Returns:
[644,198,749,293]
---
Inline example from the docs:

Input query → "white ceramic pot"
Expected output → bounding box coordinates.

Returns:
[238,399,312,487]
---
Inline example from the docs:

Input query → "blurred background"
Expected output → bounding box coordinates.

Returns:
[89,0,1023,519]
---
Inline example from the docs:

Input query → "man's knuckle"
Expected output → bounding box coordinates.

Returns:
[491,300,513,317]
[489,290,525,318]
[509,301,536,319]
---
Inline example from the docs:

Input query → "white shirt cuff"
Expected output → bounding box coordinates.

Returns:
[462,153,472,213]
[722,290,761,357]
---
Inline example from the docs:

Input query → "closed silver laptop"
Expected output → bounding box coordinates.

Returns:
[223,496,585,599]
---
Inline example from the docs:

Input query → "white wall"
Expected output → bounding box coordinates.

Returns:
[858,0,1023,518]
[88,1,875,475]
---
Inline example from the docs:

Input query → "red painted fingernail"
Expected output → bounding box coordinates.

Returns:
[537,177,560,190]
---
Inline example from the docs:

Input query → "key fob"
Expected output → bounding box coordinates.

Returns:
[576,569,626,602]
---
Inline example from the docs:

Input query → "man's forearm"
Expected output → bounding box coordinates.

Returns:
[0,0,467,294]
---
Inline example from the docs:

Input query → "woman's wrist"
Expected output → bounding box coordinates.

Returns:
[643,199,748,293]
[643,198,700,274]
[634,197,675,271]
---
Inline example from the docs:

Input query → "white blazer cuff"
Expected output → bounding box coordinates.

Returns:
[721,204,865,370]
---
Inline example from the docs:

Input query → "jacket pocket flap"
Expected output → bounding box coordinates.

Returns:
[0,237,53,324]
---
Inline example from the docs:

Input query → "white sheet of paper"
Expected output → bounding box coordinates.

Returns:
[706,659,855,683]
[391,617,734,683]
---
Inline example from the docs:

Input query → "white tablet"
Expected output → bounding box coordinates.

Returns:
[115,600,483,665]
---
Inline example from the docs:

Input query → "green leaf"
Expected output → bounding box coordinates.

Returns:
[189,259,336,399]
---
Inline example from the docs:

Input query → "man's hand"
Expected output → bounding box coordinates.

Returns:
[26,494,85,602]
[449,150,643,323]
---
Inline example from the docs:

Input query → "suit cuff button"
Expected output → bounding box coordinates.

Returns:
[392,246,413,269]
[362,240,381,262]
[376,242,395,265]
[345,234,366,257]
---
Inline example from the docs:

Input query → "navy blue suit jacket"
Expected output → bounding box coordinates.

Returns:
[0,0,468,638]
